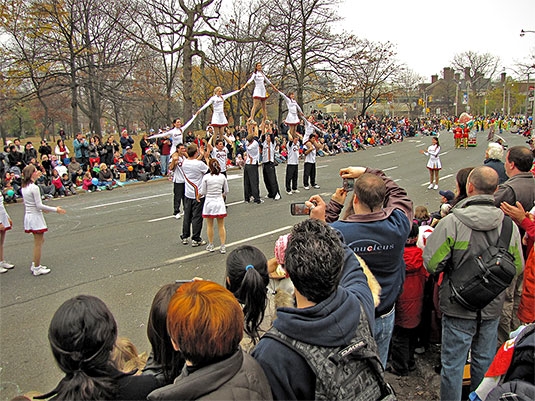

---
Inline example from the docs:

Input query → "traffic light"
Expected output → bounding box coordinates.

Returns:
[418,98,423,105]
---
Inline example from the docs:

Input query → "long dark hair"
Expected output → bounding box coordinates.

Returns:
[22,164,36,187]
[225,246,269,344]
[43,295,119,401]
[147,283,185,384]
[450,167,474,208]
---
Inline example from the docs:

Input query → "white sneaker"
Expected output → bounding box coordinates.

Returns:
[304,186,310,190]
[433,184,439,190]
[293,189,300,193]
[220,245,226,254]
[0,260,14,269]
[0,267,7,274]
[274,193,281,200]
[206,243,214,252]
[286,191,293,195]
[31,265,51,276]
[313,184,320,189]
[175,213,181,219]
[427,183,433,189]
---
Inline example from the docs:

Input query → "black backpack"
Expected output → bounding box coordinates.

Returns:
[263,304,396,401]
[449,215,517,312]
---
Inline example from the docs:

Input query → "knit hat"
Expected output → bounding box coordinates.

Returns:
[274,234,290,266]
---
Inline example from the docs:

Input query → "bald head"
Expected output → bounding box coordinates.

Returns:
[467,166,499,195]
[354,173,386,212]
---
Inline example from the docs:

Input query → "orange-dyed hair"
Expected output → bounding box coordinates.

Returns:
[166,281,244,366]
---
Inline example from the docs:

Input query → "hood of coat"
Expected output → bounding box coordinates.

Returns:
[452,195,504,231]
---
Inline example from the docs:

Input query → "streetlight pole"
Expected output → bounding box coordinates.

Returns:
[520,29,535,128]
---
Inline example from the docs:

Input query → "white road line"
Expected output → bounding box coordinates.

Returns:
[420,173,454,186]
[441,151,449,155]
[227,175,242,180]
[376,151,395,157]
[394,178,402,182]
[83,193,169,210]
[165,225,293,264]
[382,166,398,172]
[416,143,426,147]
[148,200,245,222]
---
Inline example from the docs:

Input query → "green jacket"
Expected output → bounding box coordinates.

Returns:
[423,195,524,320]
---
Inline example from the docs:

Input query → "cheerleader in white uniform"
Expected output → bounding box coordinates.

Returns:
[303,115,327,143]
[195,86,242,142]
[199,159,229,254]
[274,89,304,139]
[243,63,272,127]
[21,165,66,276]
[420,136,441,190]
[0,193,14,273]
[148,116,197,155]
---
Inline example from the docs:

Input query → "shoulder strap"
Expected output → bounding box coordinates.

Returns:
[498,216,513,249]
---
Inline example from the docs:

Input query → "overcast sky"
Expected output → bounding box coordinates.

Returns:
[338,0,535,81]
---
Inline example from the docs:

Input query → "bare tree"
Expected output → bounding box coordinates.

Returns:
[394,68,424,115]
[452,51,500,94]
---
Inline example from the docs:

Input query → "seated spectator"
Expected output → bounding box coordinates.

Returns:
[252,219,387,400]
[148,281,273,400]
[142,283,185,386]
[82,170,97,192]
[8,145,24,170]
[111,337,147,375]
[67,157,83,186]
[38,140,52,160]
[38,295,159,401]
[142,148,161,177]
[414,205,432,226]
[35,173,55,199]
[61,173,76,195]
[23,142,38,166]
[54,162,68,178]
[51,169,66,197]
[98,163,115,189]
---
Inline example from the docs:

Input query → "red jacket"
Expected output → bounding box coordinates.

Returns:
[518,217,535,323]
[395,246,428,328]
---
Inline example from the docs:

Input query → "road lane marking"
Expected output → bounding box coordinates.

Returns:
[148,200,245,222]
[165,225,293,264]
[382,166,398,172]
[83,193,169,209]
[441,151,449,155]
[376,151,395,157]
[420,174,454,186]
[416,143,426,147]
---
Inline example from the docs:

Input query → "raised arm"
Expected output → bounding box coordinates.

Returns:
[222,88,241,101]
[195,97,215,115]
[148,130,170,140]
[180,115,197,133]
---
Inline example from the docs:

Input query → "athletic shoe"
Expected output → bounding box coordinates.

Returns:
[206,243,214,252]
[433,184,439,190]
[274,193,281,200]
[175,213,181,219]
[304,186,310,190]
[254,199,264,204]
[181,238,189,245]
[313,184,320,189]
[220,245,226,254]
[0,261,14,269]
[191,239,207,247]
[293,189,300,193]
[31,265,51,276]
[0,267,7,274]
[286,191,293,195]
[427,183,433,189]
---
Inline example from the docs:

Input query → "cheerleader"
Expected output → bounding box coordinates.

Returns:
[243,63,272,126]
[149,116,197,156]
[199,159,229,254]
[195,86,242,142]
[420,136,441,190]
[21,165,66,276]
[302,115,327,143]
[273,88,304,138]
[0,192,14,274]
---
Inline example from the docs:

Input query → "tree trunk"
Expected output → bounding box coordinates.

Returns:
[182,38,193,119]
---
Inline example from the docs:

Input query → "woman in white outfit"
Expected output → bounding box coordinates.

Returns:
[148,116,197,156]
[243,63,272,127]
[199,159,229,254]
[195,86,242,142]
[0,193,14,273]
[21,165,66,276]
[420,136,441,190]
[275,89,303,139]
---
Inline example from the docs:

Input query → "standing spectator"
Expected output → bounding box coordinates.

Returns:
[423,166,524,401]
[484,142,507,184]
[180,144,208,247]
[169,145,186,219]
[38,140,52,160]
[7,145,24,171]
[104,135,120,165]
[13,138,23,153]
[120,129,134,155]
[88,136,101,168]
[494,146,535,344]
[148,281,272,401]
[72,133,89,168]
[252,219,381,400]
[140,133,151,157]
[199,159,228,253]
[22,142,38,166]
[317,166,413,368]
[157,137,172,176]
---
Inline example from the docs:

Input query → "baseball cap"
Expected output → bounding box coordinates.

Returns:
[439,190,455,201]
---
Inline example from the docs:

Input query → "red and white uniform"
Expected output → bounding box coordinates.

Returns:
[149,116,196,155]
[246,72,272,99]
[0,193,12,231]
[211,147,229,173]
[424,144,441,170]
[198,90,241,127]
[280,92,303,125]
[200,174,229,218]
[22,183,57,233]
[303,119,325,143]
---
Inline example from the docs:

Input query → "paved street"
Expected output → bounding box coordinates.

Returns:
[0,130,529,398]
